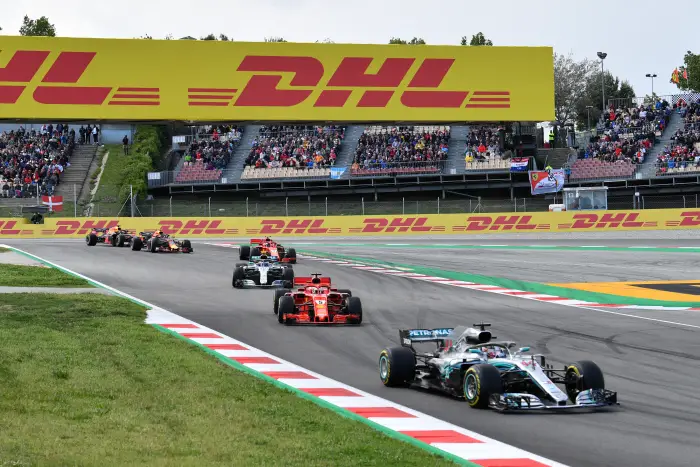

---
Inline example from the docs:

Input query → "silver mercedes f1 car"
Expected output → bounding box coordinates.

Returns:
[232,257,294,289]
[378,323,618,412]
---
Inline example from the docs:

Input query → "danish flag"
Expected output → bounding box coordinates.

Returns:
[42,195,63,212]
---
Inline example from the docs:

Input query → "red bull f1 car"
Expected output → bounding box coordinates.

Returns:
[86,226,134,247]
[379,324,618,412]
[239,238,296,264]
[131,230,193,253]
[273,273,362,325]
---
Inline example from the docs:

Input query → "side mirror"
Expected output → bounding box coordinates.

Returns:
[468,349,482,354]
[518,347,530,353]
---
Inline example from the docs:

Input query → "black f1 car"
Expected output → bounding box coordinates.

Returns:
[379,324,618,412]
[131,231,193,253]
[86,226,133,247]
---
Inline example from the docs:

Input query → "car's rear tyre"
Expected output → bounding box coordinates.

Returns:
[182,240,192,253]
[282,267,294,283]
[337,288,352,297]
[347,296,362,324]
[239,245,250,261]
[86,234,97,246]
[131,237,143,251]
[149,239,158,253]
[565,360,605,403]
[273,288,290,314]
[111,234,118,247]
[379,346,415,387]
[278,296,295,324]
[464,364,502,409]
[286,248,297,264]
[232,266,245,288]
[117,234,126,247]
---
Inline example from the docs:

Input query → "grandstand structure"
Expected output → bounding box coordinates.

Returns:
[147,96,700,201]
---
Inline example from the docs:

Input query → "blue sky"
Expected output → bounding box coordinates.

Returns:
[0,0,694,97]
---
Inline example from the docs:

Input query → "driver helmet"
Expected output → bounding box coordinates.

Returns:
[312,277,321,284]
[309,287,319,294]
[265,236,271,241]
[482,346,506,359]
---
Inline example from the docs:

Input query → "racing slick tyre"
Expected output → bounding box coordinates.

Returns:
[182,240,193,253]
[565,360,605,403]
[117,234,126,247]
[86,234,97,246]
[131,237,143,251]
[235,262,249,268]
[286,248,297,264]
[337,289,352,297]
[149,239,158,253]
[273,288,291,314]
[282,267,294,283]
[277,296,295,324]
[379,346,415,387]
[347,296,363,324]
[111,234,118,247]
[464,364,502,409]
[232,266,245,288]
[251,247,261,258]
[239,246,251,261]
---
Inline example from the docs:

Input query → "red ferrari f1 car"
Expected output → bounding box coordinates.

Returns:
[240,237,296,263]
[272,273,362,325]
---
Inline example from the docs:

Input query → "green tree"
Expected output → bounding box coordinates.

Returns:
[574,71,636,129]
[140,34,153,40]
[201,33,217,41]
[219,34,230,41]
[389,37,426,45]
[461,32,493,46]
[671,51,700,92]
[265,36,287,43]
[19,15,56,36]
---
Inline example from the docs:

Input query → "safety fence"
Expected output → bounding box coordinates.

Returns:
[7,193,700,219]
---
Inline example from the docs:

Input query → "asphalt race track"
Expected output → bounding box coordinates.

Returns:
[7,236,700,467]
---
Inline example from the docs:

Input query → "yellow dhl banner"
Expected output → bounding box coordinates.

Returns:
[0,209,698,238]
[0,36,554,122]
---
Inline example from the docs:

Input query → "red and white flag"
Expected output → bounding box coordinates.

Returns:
[42,195,63,212]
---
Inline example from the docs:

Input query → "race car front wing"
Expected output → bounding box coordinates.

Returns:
[236,279,291,289]
[489,389,618,412]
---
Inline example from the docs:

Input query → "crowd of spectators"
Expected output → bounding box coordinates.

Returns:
[579,134,652,165]
[463,126,509,167]
[245,126,344,169]
[0,124,75,199]
[351,126,449,172]
[656,101,700,174]
[182,125,243,171]
[599,100,671,140]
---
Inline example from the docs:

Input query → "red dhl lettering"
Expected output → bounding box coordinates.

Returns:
[233,55,508,109]
[678,211,700,226]
[158,220,226,235]
[571,213,644,229]
[0,220,20,235]
[77,220,118,235]
[259,219,328,234]
[361,217,432,233]
[464,215,536,231]
[53,220,119,235]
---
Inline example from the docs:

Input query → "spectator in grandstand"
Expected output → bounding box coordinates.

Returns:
[123,135,129,155]
[466,126,505,158]
[245,125,344,170]
[581,134,650,165]
[656,116,700,173]
[353,127,449,171]
[92,126,99,144]
[0,126,74,199]
[181,127,243,172]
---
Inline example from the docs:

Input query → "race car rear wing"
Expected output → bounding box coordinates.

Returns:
[294,276,331,286]
[399,328,454,347]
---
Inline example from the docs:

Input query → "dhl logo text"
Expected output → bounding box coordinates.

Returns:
[259,219,329,234]
[235,55,510,109]
[569,213,644,229]
[361,217,433,233]
[0,50,159,106]
[464,216,539,231]
[677,211,700,226]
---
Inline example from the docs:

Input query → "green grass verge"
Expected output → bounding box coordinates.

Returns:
[0,293,454,466]
[91,144,131,217]
[0,247,8,253]
[0,264,91,287]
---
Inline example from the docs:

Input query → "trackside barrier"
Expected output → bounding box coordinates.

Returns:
[2,208,699,238]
